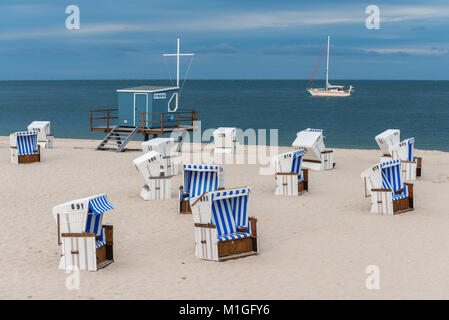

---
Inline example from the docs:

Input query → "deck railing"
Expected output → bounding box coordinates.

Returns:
[138,109,198,133]
[89,109,118,131]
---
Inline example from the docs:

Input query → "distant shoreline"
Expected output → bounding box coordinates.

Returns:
[0,136,446,154]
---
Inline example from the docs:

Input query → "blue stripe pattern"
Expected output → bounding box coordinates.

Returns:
[88,195,114,216]
[306,128,323,133]
[380,160,408,199]
[96,228,106,248]
[217,232,251,242]
[233,195,249,230]
[16,131,38,156]
[208,188,251,241]
[407,138,415,161]
[290,150,305,181]
[183,165,220,199]
[85,211,104,235]
[212,198,237,236]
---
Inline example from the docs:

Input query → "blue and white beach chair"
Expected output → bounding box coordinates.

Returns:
[292,128,334,171]
[179,164,224,213]
[133,151,172,200]
[361,160,414,215]
[390,137,422,180]
[272,149,309,196]
[9,131,40,164]
[190,187,258,261]
[52,194,115,271]
[376,129,422,180]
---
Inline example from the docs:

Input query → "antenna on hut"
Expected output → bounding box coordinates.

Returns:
[163,37,194,109]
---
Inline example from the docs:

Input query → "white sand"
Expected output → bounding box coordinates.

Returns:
[1,136,449,299]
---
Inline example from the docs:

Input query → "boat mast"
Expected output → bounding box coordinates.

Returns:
[326,35,330,91]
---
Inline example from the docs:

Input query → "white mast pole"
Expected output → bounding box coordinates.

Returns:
[177,36,180,87]
[162,37,194,110]
[326,35,330,91]
[163,37,194,89]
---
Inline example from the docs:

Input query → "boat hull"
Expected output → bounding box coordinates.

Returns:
[307,89,351,97]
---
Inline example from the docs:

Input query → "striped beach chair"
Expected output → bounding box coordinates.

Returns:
[9,131,40,164]
[292,128,334,171]
[179,164,224,214]
[361,160,414,215]
[376,129,422,181]
[390,138,422,180]
[190,187,258,261]
[133,151,172,200]
[272,149,309,196]
[52,194,115,271]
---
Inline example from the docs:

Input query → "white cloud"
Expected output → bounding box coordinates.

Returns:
[364,47,449,56]
[1,4,449,40]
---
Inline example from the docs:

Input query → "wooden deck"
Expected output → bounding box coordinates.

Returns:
[90,109,198,136]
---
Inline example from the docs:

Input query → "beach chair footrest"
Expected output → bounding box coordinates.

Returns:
[96,259,114,270]
[218,251,258,262]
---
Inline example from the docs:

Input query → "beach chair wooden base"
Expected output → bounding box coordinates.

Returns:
[11,145,41,164]
[38,135,54,149]
[370,183,414,215]
[275,169,309,196]
[18,153,40,164]
[179,199,192,214]
[59,224,114,272]
[194,217,258,261]
[140,177,171,200]
[302,150,334,171]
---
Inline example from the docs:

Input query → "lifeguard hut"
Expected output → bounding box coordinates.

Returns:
[90,37,198,152]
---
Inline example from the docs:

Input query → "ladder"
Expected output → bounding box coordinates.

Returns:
[96,126,139,152]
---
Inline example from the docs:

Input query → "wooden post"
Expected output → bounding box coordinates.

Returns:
[106,111,110,130]
[57,214,61,246]
[161,113,163,132]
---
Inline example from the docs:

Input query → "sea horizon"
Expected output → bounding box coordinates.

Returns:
[1,79,448,151]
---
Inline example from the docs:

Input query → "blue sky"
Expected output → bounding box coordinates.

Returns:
[0,0,448,80]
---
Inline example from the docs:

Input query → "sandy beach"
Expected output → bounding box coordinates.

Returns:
[1,136,449,299]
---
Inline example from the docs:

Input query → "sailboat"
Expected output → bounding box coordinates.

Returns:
[306,36,353,97]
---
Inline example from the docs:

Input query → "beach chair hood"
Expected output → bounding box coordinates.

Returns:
[142,138,174,157]
[292,128,325,161]
[390,138,415,161]
[133,151,163,184]
[271,149,305,174]
[375,129,400,156]
[52,193,114,236]
[182,164,224,199]
[190,187,251,235]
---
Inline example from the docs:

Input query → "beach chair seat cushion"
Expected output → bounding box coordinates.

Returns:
[392,185,408,201]
[217,232,251,242]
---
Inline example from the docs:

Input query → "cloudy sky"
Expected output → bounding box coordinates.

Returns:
[0,0,448,80]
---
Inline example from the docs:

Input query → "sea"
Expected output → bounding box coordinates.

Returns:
[0,80,448,151]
